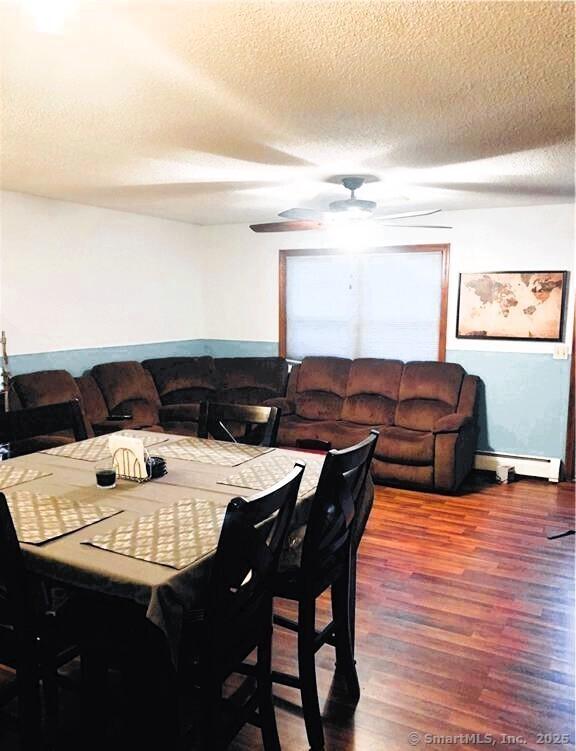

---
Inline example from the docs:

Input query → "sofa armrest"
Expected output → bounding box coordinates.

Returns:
[159,403,200,423]
[263,397,294,415]
[433,414,473,434]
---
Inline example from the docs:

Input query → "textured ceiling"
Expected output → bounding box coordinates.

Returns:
[0,0,574,225]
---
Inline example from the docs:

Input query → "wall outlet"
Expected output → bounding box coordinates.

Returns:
[553,343,569,360]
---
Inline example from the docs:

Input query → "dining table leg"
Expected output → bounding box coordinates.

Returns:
[121,617,180,750]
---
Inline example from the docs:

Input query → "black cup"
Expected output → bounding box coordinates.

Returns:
[96,461,117,489]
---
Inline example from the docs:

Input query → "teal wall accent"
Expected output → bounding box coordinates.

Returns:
[446,349,570,459]
[194,339,279,358]
[8,340,569,460]
[9,339,278,377]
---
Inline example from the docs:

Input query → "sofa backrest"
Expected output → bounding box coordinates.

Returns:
[341,358,403,425]
[12,370,80,408]
[143,357,216,405]
[395,361,465,432]
[10,369,94,437]
[91,362,161,426]
[215,357,288,405]
[295,357,351,420]
[75,375,109,424]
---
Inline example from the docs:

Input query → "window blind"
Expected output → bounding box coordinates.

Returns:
[285,250,443,361]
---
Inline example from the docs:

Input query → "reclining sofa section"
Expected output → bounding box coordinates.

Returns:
[265,357,478,492]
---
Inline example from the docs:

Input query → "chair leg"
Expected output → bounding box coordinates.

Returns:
[80,646,109,751]
[199,680,223,751]
[298,597,324,750]
[257,629,281,751]
[41,652,60,749]
[16,649,43,751]
[349,549,358,655]
[331,567,360,703]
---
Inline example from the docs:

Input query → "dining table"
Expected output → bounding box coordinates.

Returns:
[0,429,374,745]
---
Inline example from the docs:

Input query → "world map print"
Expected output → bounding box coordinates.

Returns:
[457,272,566,340]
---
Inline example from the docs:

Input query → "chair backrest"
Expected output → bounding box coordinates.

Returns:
[197,401,280,448]
[300,430,379,581]
[0,492,31,627]
[0,399,88,444]
[203,462,304,676]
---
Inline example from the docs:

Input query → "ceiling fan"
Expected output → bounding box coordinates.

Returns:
[249,176,452,232]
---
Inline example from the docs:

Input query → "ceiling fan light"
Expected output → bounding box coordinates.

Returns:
[329,198,376,215]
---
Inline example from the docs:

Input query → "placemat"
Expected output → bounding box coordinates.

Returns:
[44,431,169,462]
[157,437,273,466]
[6,491,121,544]
[83,498,226,570]
[218,454,324,498]
[0,466,52,490]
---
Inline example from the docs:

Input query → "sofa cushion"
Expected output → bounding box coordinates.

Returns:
[115,399,159,427]
[277,416,380,451]
[372,458,433,488]
[10,433,74,457]
[75,375,109,424]
[341,358,403,425]
[309,420,383,451]
[295,357,351,421]
[395,361,465,432]
[376,426,434,465]
[277,416,336,448]
[92,362,161,412]
[215,357,288,405]
[143,357,216,405]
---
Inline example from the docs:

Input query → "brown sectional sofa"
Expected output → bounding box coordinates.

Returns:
[141,356,288,435]
[8,357,289,439]
[6,354,478,492]
[266,357,478,492]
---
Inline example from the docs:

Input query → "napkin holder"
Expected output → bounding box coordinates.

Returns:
[109,435,150,483]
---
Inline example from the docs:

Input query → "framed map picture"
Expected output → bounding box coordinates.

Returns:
[456,271,568,341]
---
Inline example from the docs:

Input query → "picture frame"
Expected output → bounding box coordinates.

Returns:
[456,270,568,342]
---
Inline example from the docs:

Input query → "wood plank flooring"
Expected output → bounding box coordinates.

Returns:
[1,474,574,750]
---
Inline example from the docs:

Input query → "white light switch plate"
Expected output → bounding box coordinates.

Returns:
[553,343,569,360]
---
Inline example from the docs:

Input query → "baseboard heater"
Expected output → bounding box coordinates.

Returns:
[474,451,561,483]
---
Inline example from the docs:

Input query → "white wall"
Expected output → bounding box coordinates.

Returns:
[200,203,575,353]
[0,191,207,355]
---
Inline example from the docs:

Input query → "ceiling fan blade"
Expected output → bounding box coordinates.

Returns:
[377,223,453,229]
[278,207,325,221]
[250,220,324,233]
[375,209,442,220]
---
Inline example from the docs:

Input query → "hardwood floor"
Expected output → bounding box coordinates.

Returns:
[258,475,575,751]
[1,474,574,750]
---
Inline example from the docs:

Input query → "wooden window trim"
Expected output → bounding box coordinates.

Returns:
[279,244,450,361]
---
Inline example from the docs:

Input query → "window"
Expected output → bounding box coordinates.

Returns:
[280,245,449,361]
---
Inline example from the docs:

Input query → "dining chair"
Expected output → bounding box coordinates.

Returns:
[79,462,306,751]
[271,430,379,750]
[0,399,88,456]
[197,401,280,448]
[181,461,305,750]
[0,492,79,749]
